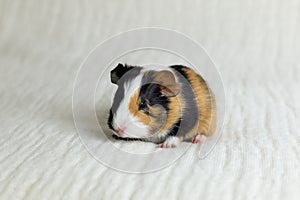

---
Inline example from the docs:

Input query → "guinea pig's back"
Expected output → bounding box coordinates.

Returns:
[170,65,217,138]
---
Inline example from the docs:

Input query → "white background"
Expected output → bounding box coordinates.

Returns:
[0,0,299,199]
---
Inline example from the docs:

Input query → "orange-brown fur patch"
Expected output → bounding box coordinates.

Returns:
[181,68,217,139]
[158,93,183,133]
[128,90,151,125]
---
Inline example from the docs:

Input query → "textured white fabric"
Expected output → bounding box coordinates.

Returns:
[1,0,300,199]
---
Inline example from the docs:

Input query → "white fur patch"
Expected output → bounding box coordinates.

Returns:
[164,136,180,146]
[157,136,180,148]
[113,74,150,138]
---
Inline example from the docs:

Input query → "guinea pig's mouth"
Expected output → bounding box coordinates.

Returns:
[111,129,132,138]
[111,130,124,138]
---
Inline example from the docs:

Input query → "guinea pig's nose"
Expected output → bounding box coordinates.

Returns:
[116,127,125,136]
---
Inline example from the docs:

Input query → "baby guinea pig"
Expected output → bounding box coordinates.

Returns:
[107,63,216,148]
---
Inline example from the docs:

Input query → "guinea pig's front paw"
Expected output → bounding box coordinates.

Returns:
[157,136,180,148]
[191,134,206,144]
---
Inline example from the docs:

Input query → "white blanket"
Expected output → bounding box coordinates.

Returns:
[1,0,299,199]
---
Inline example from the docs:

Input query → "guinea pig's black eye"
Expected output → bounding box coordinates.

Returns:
[138,100,147,110]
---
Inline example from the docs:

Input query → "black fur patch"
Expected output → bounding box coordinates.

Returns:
[107,109,114,130]
[166,118,182,136]
[139,83,170,112]
[112,134,144,141]
[170,65,190,80]
[110,63,135,84]
[169,65,199,137]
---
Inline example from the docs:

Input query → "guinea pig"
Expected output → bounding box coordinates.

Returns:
[107,63,216,148]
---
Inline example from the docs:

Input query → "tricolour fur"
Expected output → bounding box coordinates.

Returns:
[170,65,217,139]
[108,64,216,148]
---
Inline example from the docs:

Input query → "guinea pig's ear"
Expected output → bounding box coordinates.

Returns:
[153,70,180,97]
[110,63,134,84]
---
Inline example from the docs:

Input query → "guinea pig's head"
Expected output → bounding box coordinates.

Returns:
[108,64,180,138]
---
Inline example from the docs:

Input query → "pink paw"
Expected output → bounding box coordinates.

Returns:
[192,134,206,144]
